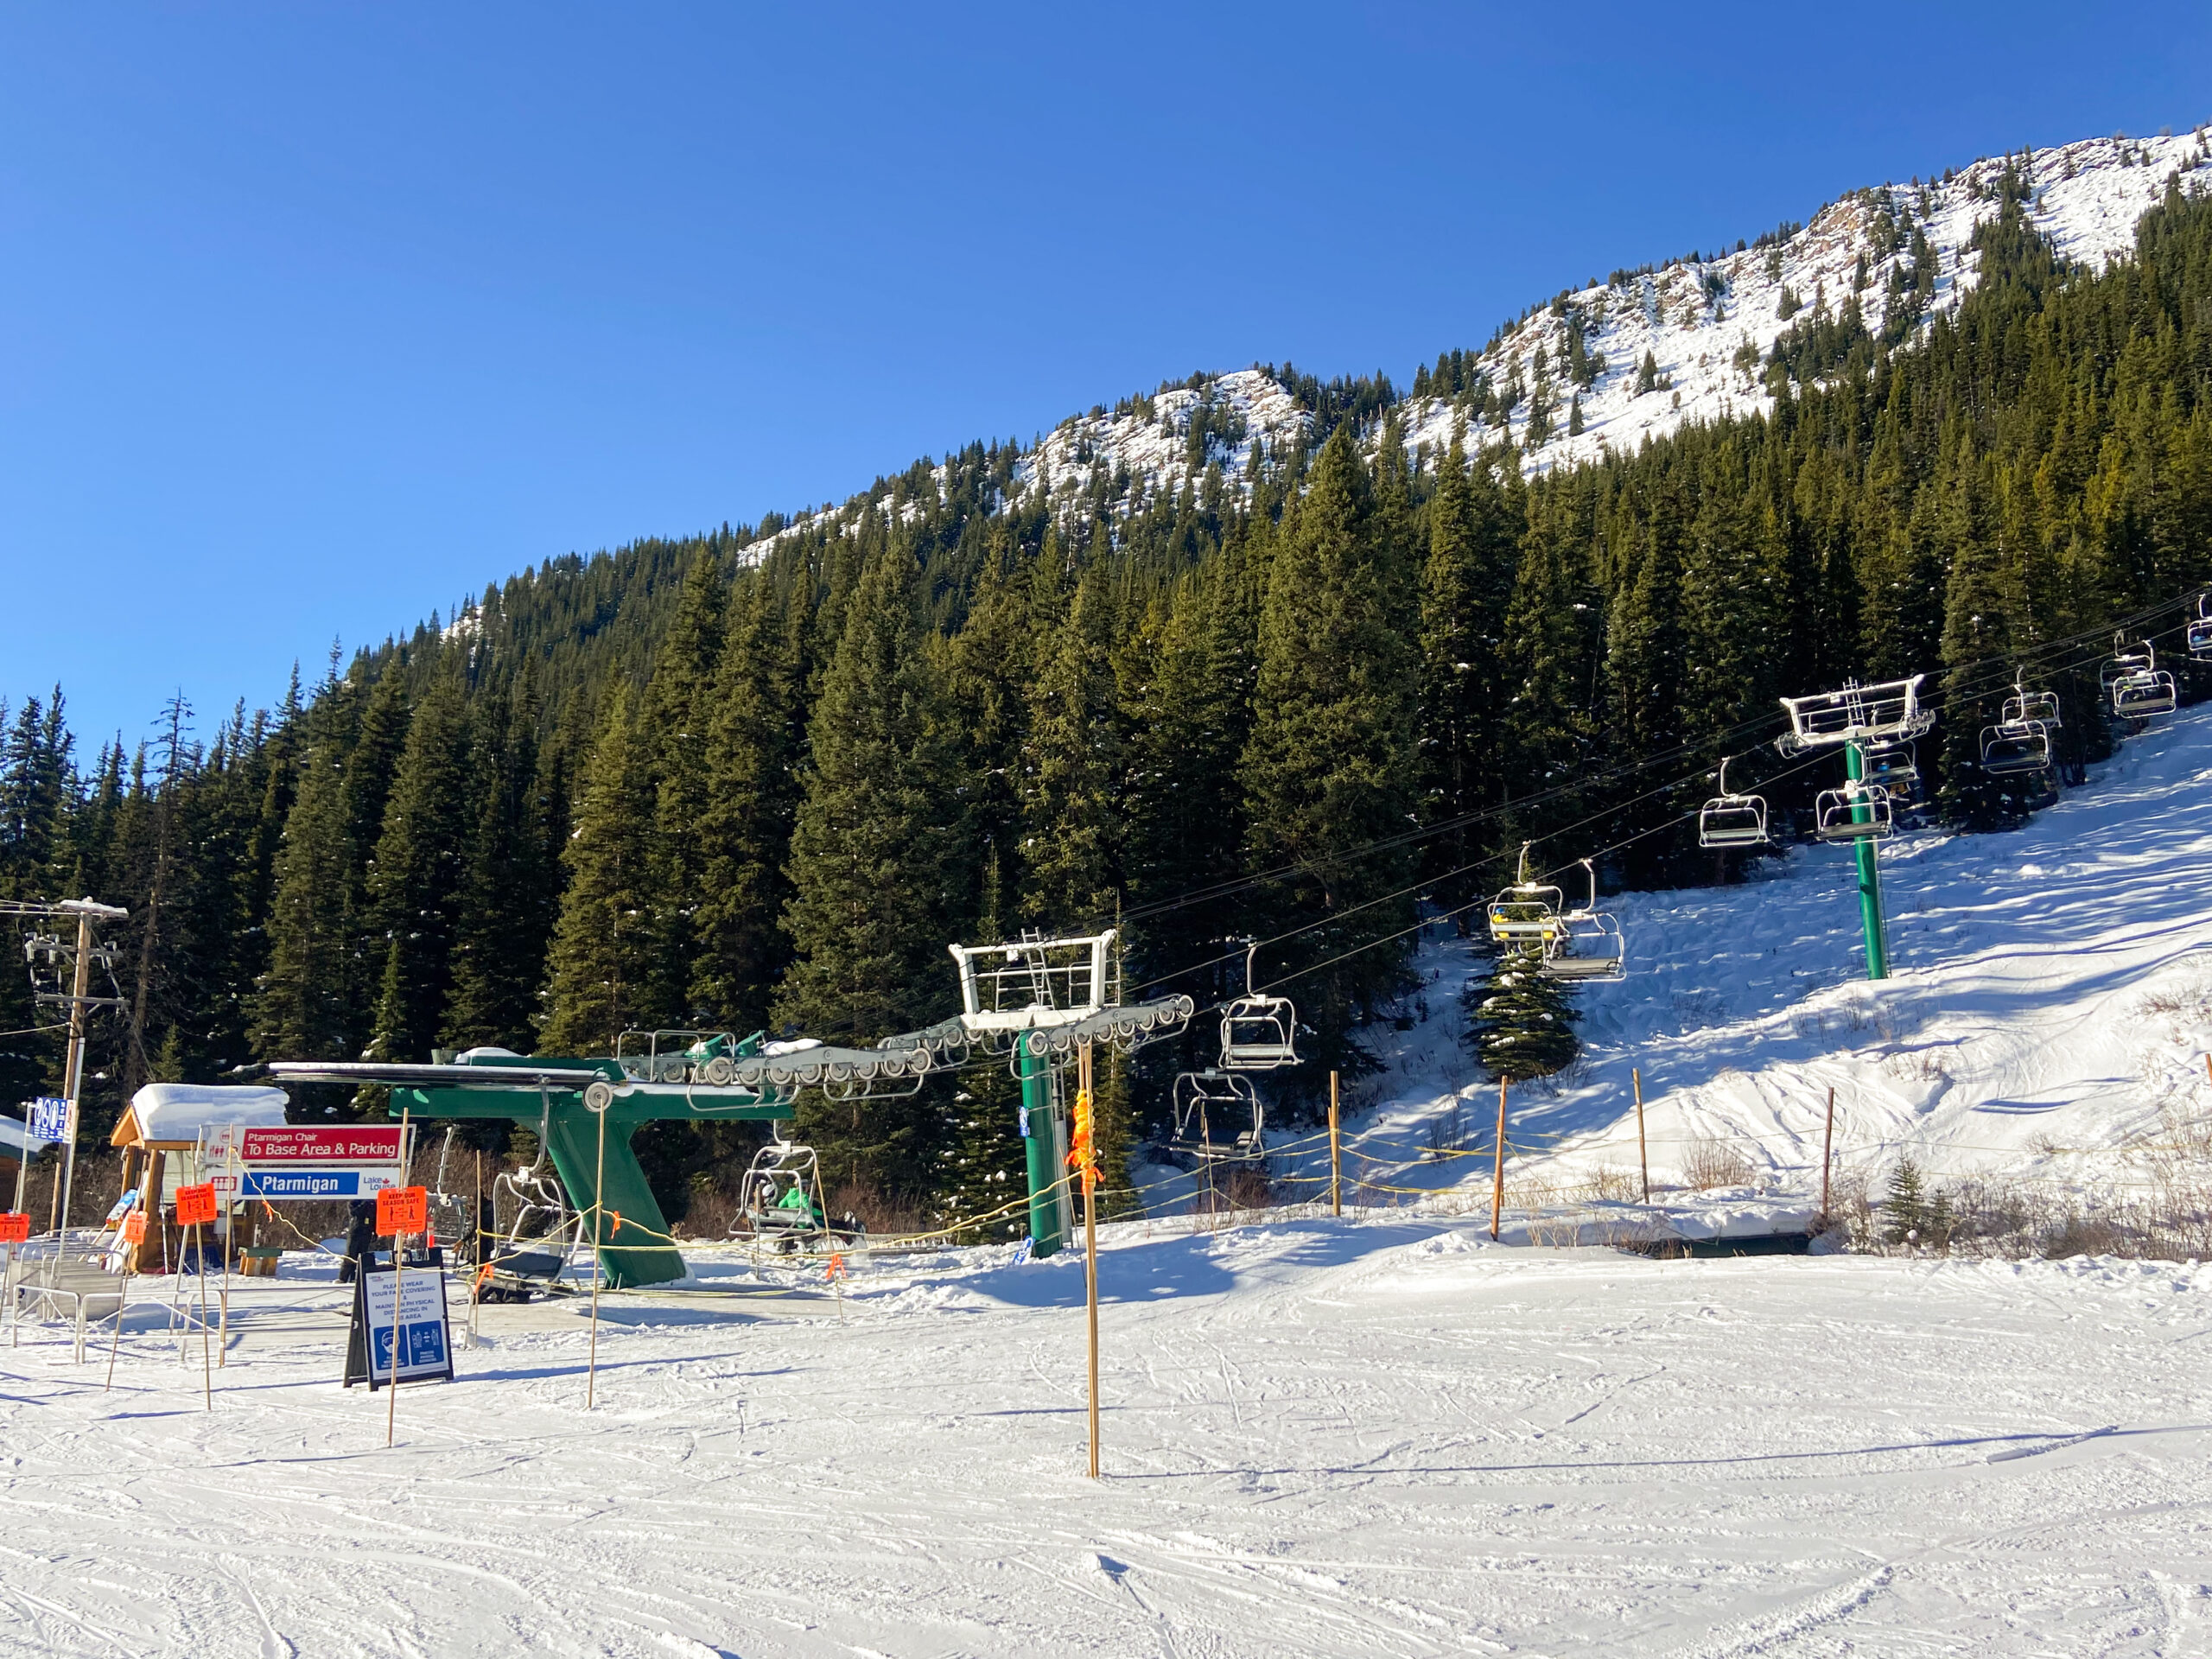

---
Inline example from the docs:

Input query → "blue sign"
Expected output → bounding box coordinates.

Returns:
[26,1097,68,1143]
[244,1168,370,1199]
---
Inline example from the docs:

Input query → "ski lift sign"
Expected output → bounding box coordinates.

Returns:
[26,1097,68,1143]
[204,1125,408,1201]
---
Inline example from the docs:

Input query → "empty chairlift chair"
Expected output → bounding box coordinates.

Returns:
[1538,859,1625,982]
[1218,943,1298,1071]
[1980,719,2052,777]
[1167,1071,1266,1169]
[1697,756,1770,849]
[2001,669,2063,731]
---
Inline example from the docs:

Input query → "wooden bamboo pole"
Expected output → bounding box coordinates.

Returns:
[1490,1076,1509,1242]
[194,1220,211,1411]
[1821,1086,1837,1224]
[386,1107,410,1448]
[1633,1066,1649,1203]
[586,1099,607,1409]
[1328,1071,1342,1219]
[1080,1040,1100,1481]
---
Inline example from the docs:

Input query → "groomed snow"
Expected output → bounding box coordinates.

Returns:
[1,1233,2207,1654]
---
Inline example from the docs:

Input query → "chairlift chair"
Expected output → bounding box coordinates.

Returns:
[730,1140,862,1253]
[1859,740,1922,804]
[2109,642,2177,719]
[480,1162,583,1301]
[1537,859,1624,982]
[2099,631,2152,692]
[2190,594,2212,661]
[1813,781,1895,842]
[2000,669,2062,730]
[1166,1071,1266,1169]
[1979,719,2052,777]
[1487,843,1565,944]
[1217,943,1298,1071]
[1697,756,1770,849]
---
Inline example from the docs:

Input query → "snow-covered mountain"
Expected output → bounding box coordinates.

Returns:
[741,126,2212,560]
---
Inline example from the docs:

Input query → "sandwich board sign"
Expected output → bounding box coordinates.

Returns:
[343,1263,454,1391]
[206,1125,407,1201]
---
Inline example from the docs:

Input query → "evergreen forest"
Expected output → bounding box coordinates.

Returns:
[5,172,2210,1230]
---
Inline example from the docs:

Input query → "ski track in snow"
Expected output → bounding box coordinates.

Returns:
[8,681,2211,1656]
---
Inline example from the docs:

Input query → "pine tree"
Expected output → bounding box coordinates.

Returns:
[1466,946,1580,1078]
[689,563,808,1035]
[363,672,474,1065]
[640,550,729,1027]
[542,686,656,1055]
[1240,424,1419,1075]
[442,678,556,1053]
[776,548,962,1197]
[252,715,356,1065]
[1883,1157,1927,1244]
[1020,559,1121,928]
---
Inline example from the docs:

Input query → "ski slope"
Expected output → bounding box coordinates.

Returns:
[1262,696,2212,1229]
[0,1229,2207,1655]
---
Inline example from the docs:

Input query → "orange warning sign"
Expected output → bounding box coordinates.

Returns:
[174,1183,219,1227]
[0,1212,29,1244]
[376,1184,428,1236]
[121,1211,147,1245]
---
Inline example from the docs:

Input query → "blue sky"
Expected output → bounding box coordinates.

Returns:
[3,2,2207,750]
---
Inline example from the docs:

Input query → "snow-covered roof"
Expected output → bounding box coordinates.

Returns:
[114,1084,289,1146]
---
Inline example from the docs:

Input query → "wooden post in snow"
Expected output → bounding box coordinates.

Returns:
[1821,1086,1837,1225]
[1490,1076,1509,1242]
[1328,1071,1341,1218]
[1633,1067,1649,1204]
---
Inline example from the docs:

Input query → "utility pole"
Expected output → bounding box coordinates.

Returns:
[9,899,130,1240]
[1843,741,1890,981]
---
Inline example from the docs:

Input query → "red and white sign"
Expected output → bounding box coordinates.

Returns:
[240,1128,406,1164]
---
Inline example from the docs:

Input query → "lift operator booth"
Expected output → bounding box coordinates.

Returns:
[108,1084,289,1273]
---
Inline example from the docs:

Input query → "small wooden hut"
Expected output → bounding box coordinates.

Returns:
[109,1084,289,1272]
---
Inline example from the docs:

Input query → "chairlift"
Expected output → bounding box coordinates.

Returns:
[2190,594,2212,661]
[2000,668,2061,730]
[1487,843,1565,944]
[1979,719,2052,777]
[614,1028,744,1085]
[1218,943,1298,1071]
[479,1103,586,1301]
[2110,641,2177,720]
[729,1139,862,1254]
[2099,631,2152,692]
[1697,756,1770,849]
[1859,739,1922,804]
[1537,859,1624,982]
[1813,781,1894,842]
[1166,1071,1266,1169]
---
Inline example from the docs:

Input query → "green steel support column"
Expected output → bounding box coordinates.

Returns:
[1018,1039,1065,1257]
[1845,740,1890,981]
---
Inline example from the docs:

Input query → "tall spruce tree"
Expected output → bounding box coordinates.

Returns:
[542,686,657,1055]
[1239,424,1419,1077]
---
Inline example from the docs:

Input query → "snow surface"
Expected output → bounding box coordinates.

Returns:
[2,1235,2207,1654]
[3,704,2209,1655]
[735,127,2212,563]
